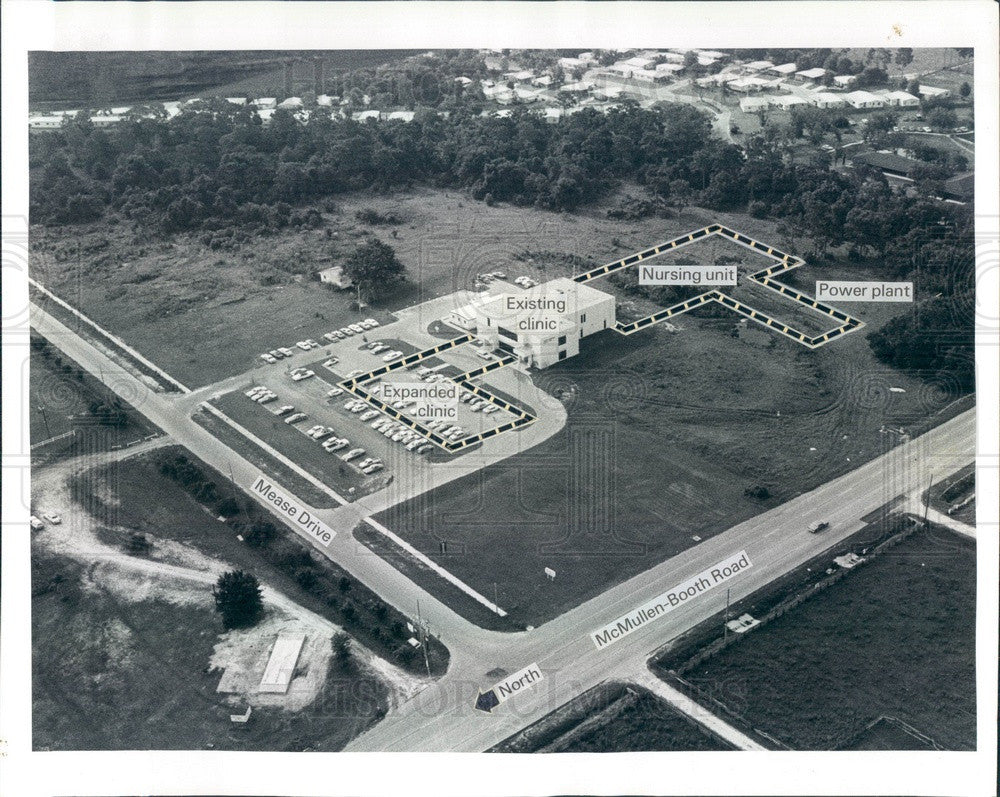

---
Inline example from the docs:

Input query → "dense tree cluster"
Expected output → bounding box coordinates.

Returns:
[30,77,974,389]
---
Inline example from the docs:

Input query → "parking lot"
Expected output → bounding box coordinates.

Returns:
[211,313,538,499]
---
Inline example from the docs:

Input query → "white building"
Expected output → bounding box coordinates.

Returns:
[742,60,774,72]
[472,278,616,369]
[769,63,798,76]
[918,84,951,99]
[318,265,353,289]
[844,90,887,109]
[739,96,772,112]
[795,67,828,82]
[810,92,847,109]
[878,90,921,107]
[771,94,809,109]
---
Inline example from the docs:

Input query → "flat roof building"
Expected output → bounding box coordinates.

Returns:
[473,278,616,369]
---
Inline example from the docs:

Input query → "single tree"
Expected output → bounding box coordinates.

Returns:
[958,81,971,99]
[342,238,406,304]
[333,631,353,669]
[213,570,264,629]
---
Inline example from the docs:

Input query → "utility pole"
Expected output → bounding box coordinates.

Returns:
[37,404,52,438]
[922,472,933,528]
[723,587,731,643]
[493,582,498,611]
[416,599,430,677]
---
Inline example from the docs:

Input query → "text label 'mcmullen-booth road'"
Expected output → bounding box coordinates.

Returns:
[250,476,336,546]
[591,550,753,649]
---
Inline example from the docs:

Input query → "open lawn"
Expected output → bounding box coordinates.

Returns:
[30,339,159,464]
[674,524,975,750]
[492,683,729,752]
[32,552,389,751]
[30,189,825,390]
[376,242,963,627]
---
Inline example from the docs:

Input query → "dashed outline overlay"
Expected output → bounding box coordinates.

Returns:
[337,335,537,452]
[340,224,864,451]
[573,223,865,348]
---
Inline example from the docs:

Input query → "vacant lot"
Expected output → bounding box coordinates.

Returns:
[675,524,975,750]
[30,339,158,464]
[377,245,962,626]
[492,682,729,752]
[32,552,389,751]
[29,189,829,389]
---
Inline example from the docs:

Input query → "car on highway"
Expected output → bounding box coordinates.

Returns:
[807,520,829,533]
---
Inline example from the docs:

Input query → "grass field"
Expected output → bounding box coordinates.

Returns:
[492,683,730,752]
[32,552,389,751]
[71,447,449,675]
[30,341,159,464]
[672,524,975,750]
[192,407,342,508]
[377,253,963,627]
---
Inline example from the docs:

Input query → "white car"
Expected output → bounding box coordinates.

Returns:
[323,358,339,368]
[327,388,343,397]
[342,448,365,462]
[276,405,294,416]
[325,438,349,451]
[406,439,423,451]
[348,323,365,334]
[260,353,277,364]
[296,341,311,351]
[371,343,389,353]
[482,405,499,415]
[291,370,315,381]
[277,347,294,357]
[285,412,307,424]
[349,403,366,414]
[362,318,379,328]
[322,332,338,342]
[416,366,432,376]
[304,339,319,348]
[345,369,364,379]
[30,515,45,530]
[269,349,284,359]
[382,350,403,362]
[340,326,355,336]
[475,348,495,360]
[360,410,379,422]
[306,424,323,435]
[416,444,432,454]
[313,428,334,440]
[257,393,277,404]
[391,430,410,442]
[362,463,384,474]
[42,511,62,524]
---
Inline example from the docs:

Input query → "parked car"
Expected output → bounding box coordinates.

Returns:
[362,318,380,328]
[340,327,355,336]
[348,323,365,334]
[30,515,44,530]
[269,349,284,359]
[325,438,349,451]
[342,448,365,461]
[296,341,311,351]
[346,369,364,379]
[362,463,384,474]
[276,405,294,416]
[327,388,343,397]
[285,412,307,424]
[416,444,432,454]
[482,405,499,415]
[360,410,379,422]
[260,353,277,364]
[43,511,63,524]
[323,358,339,368]
[382,350,403,362]
[257,393,277,404]
[291,369,315,381]
[322,332,338,342]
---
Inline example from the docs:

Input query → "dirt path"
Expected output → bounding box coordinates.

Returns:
[31,445,429,711]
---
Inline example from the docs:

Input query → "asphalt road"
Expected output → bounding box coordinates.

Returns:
[30,300,975,752]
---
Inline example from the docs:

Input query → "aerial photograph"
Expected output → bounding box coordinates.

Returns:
[26,45,977,756]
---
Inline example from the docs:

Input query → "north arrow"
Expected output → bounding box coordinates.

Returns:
[475,689,500,713]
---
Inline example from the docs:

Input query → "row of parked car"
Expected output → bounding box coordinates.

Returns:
[322,318,380,342]
[265,399,383,475]
[342,398,437,454]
